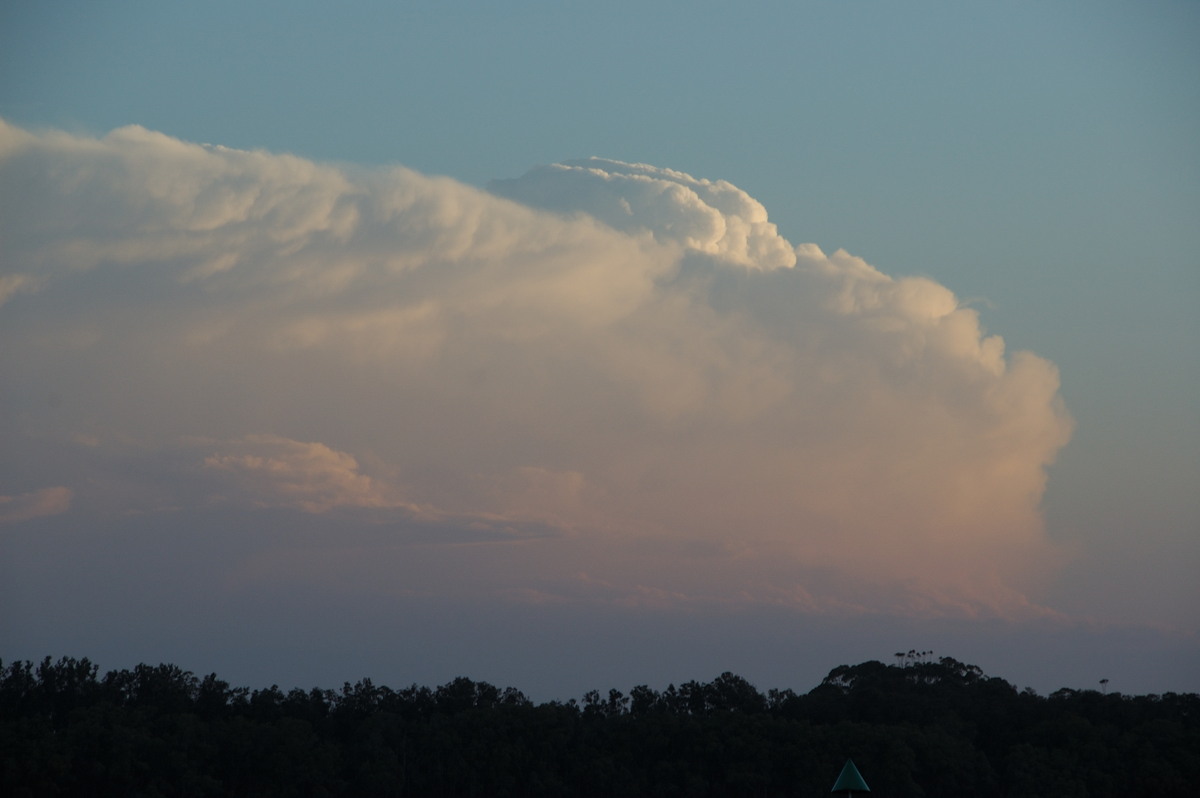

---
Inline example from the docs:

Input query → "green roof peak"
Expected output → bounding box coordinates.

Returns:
[831,758,871,793]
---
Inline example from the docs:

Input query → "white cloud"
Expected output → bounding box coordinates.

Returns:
[489,157,797,269]
[0,120,1073,617]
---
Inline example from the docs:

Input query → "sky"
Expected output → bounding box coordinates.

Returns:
[1,1,1198,700]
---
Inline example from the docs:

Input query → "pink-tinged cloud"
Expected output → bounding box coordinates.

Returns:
[0,486,73,523]
[201,434,420,514]
[0,120,1073,618]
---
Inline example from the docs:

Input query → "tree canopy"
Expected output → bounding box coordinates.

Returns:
[2,655,1196,796]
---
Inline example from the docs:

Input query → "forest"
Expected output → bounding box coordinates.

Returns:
[1,653,1197,797]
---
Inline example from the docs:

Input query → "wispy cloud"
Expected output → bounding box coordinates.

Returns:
[201,434,418,514]
[0,486,72,524]
[0,120,1072,617]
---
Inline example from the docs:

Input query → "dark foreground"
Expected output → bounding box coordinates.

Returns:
[2,655,1197,797]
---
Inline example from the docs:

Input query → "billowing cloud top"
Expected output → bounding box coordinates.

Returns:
[0,119,1072,617]
[489,158,797,269]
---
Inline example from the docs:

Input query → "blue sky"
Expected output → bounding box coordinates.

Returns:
[1,1,1197,698]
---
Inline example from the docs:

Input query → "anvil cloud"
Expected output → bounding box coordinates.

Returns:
[0,120,1072,619]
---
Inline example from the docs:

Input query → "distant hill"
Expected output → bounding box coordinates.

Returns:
[3,654,1197,796]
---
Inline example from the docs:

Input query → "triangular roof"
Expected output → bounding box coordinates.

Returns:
[831,759,871,793]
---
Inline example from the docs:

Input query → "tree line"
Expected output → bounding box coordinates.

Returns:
[1,654,1197,796]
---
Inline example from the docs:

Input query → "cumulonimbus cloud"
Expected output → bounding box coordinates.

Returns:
[0,119,1072,617]
[489,158,797,269]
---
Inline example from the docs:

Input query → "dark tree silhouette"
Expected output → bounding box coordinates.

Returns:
[2,654,1197,797]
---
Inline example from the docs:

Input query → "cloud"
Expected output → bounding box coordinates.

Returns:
[489,158,797,269]
[0,273,40,307]
[201,434,418,514]
[0,119,1072,617]
[0,486,73,523]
